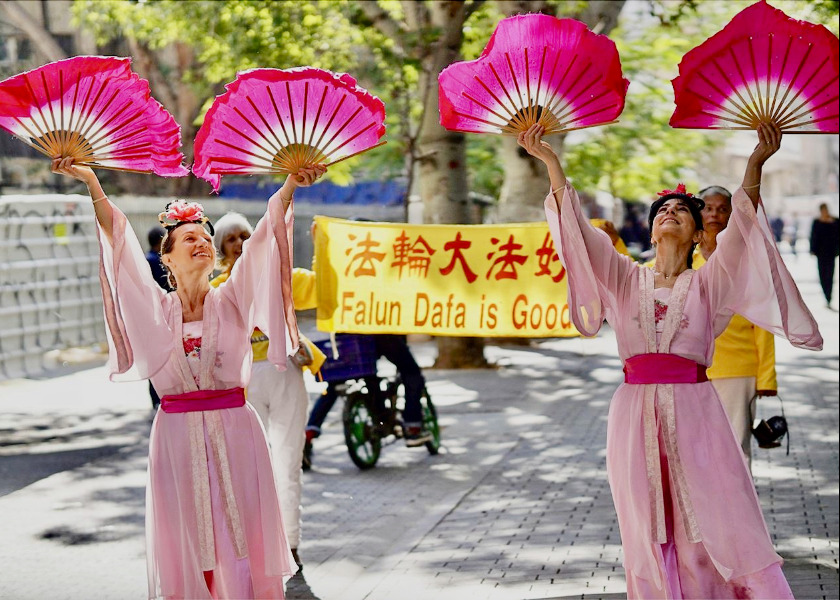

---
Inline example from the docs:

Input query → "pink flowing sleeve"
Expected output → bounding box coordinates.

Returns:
[699,188,822,350]
[96,207,173,381]
[218,195,297,369]
[544,183,636,336]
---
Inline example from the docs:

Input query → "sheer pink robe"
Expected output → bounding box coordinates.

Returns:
[546,183,822,598]
[96,194,297,599]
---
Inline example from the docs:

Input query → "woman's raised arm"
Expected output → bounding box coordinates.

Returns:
[51,157,115,243]
[740,122,782,209]
[220,164,327,360]
[517,124,567,212]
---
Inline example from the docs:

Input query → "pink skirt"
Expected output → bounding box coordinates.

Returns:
[624,423,793,599]
[145,403,295,599]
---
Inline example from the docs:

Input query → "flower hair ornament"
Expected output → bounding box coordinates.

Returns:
[158,200,215,235]
[658,183,692,197]
[656,183,705,210]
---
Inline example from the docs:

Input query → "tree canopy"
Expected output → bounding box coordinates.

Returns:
[64,0,840,203]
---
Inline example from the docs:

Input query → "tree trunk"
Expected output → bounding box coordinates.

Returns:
[493,0,625,223]
[122,39,203,196]
[492,135,563,223]
[416,1,487,368]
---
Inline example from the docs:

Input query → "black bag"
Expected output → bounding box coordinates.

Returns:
[751,395,789,455]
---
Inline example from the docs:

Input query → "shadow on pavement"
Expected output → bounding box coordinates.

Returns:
[286,571,322,600]
[0,445,123,497]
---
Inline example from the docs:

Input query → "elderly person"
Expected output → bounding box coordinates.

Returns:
[695,186,777,469]
[210,212,325,570]
[51,156,325,599]
[519,122,821,599]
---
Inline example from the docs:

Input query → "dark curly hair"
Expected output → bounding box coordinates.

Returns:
[648,193,705,269]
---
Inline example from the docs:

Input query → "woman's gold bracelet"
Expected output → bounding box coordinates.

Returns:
[742,183,761,190]
[91,195,108,204]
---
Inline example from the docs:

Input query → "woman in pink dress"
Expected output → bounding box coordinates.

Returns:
[518,123,822,599]
[51,157,326,599]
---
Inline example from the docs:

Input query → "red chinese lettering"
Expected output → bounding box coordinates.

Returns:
[534,232,566,282]
[344,232,386,277]
[392,231,437,278]
[485,234,527,280]
[439,232,477,283]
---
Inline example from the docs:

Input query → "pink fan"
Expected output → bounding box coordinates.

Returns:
[0,56,188,176]
[438,14,629,135]
[192,68,387,191]
[670,1,839,133]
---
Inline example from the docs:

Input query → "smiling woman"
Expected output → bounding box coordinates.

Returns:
[158,202,217,292]
[50,156,326,599]
[647,187,705,281]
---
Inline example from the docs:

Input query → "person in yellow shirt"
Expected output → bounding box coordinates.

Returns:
[591,218,631,256]
[696,186,777,470]
[211,212,325,570]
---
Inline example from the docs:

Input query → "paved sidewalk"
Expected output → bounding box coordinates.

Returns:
[0,252,837,600]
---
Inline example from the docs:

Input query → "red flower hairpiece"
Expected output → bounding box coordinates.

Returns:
[657,183,694,197]
[158,200,209,228]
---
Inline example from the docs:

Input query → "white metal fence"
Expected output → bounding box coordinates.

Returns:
[0,194,103,379]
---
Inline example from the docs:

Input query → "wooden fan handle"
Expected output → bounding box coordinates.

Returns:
[499,120,620,136]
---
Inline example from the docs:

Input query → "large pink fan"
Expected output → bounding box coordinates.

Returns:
[439,14,629,135]
[193,68,386,192]
[670,1,839,133]
[0,56,187,175]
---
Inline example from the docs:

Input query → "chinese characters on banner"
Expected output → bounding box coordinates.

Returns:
[313,216,580,338]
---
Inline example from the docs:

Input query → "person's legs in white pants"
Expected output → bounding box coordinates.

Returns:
[711,376,756,470]
[248,358,309,550]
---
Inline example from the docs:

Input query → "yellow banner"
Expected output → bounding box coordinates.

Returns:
[314,216,580,337]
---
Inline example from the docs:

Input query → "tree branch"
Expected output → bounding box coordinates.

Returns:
[401,0,427,31]
[578,0,626,33]
[359,1,410,58]
[464,0,489,19]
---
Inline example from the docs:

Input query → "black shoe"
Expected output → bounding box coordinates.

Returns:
[302,441,312,471]
[404,426,432,447]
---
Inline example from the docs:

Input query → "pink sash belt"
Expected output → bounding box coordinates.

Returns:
[624,353,708,384]
[160,387,245,413]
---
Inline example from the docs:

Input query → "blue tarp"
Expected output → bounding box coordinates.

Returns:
[217,179,405,206]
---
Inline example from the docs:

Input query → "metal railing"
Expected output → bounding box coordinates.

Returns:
[0,194,104,379]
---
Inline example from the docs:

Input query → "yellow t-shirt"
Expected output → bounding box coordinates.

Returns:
[590,218,631,256]
[209,267,326,373]
[692,250,776,390]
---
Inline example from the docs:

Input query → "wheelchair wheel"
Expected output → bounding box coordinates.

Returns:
[420,390,441,455]
[342,390,381,469]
